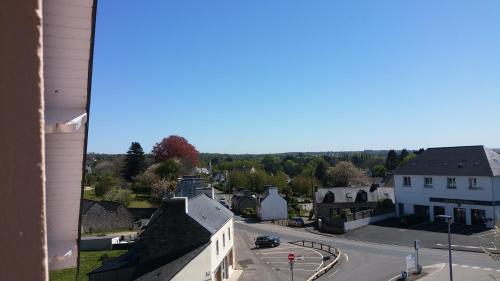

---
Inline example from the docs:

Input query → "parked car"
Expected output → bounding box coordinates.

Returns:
[255,235,280,248]
[288,217,304,227]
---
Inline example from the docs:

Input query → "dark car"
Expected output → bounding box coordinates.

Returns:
[255,235,280,248]
[288,217,304,227]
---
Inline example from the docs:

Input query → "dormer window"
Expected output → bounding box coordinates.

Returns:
[323,191,335,203]
[403,177,412,187]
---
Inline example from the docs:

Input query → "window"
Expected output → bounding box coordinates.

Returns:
[447,178,456,189]
[469,178,478,188]
[228,227,231,241]
[216,240,219,255]
[403,176,412,186]
[424,177,433,187]
[223,234,225,247]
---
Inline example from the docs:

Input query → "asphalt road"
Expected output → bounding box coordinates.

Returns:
[235,221,500,281]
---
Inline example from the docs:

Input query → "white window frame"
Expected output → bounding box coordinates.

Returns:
[403,176,412,187]
[469,177,478,189]
[447,177,457,189]
[424,177,433,187]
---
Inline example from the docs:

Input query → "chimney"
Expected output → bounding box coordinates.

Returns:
[162,197,188,214]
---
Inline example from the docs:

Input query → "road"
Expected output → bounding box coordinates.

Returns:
[235,220,500,281]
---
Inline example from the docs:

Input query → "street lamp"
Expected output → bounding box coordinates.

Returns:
[437,215,453,281]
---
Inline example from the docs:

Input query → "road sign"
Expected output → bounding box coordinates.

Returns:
[288,253,295,261]
[414,240,420,251]
[406,253,416,271]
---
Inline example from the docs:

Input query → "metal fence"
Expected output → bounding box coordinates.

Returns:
[289,240,339,257]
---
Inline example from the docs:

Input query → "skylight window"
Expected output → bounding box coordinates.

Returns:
[494,159,500,167]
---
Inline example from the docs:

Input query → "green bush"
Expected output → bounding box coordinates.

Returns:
[94,174,118,196]
[103,188,132,206]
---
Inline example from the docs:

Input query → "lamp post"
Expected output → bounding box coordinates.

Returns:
[437,215,453,281]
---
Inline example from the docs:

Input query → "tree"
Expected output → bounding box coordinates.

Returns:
[328,161,370,187]
[94,174,118,197]
[150,179,177,202]
[152,135,199,170]
[131,171,160,193]
[122,142,147,181]
[398,153,417,167]
[314,160,330,186]
[385,150,399,171]
[262,155,280,174]
[154,159,180,180]
[371,164,387,177]
[291,175,316,195]
[283,160,303,177]
[228,171,249,191]
[399,149,410,163]
[103,188,132,206]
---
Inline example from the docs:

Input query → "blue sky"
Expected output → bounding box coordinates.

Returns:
[88,0,500,154]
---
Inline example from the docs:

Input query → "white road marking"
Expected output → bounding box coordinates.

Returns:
[272,268,317,272]
[344,253,349,262]
[472,266,480,270]
[460,265,470,268]
[328,269,340,278]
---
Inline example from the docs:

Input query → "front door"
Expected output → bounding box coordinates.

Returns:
[454,208,466,224]
[414,205,430,221]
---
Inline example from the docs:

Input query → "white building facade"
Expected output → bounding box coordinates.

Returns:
[257,187,288,221]
[395,146,500,227]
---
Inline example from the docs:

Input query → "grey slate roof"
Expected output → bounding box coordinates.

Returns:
[315,187,394,204]
[187,194,233,234]
[395,146,500,177]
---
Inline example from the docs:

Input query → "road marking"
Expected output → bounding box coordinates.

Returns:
[460,265,469,268]
[344,253,349,262]
[259,251,319,255]
[472,266,480,270]
[272,268,317,272]
[327,269,339,278]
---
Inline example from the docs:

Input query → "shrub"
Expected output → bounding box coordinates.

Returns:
[132,171,160,193]
[103,188,132,206]
[150,179,177,202]
[94,174,118,197]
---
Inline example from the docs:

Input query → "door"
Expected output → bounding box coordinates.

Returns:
[399,203,405,216]
[434,206,445,222]
[414,205,430,221]
[471,209,486,226]
[454,208,466,224]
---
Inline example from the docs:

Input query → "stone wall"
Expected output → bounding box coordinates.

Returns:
[82,204,134,233]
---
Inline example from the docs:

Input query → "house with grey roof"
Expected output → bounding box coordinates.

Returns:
[256,186,288,221]
[88,194,236,281]
[394,145,500,227]
[231,190,257,215]
[314,186,395,233]
[81,200,134,233]
[174,175,214,199]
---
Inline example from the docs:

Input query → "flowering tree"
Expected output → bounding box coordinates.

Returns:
[150,179,177,202]
[152,135,199,170]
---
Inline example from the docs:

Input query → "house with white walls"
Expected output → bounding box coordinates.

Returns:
[395,146,500,227]
[89,195,236,281]
[256,186,288,221]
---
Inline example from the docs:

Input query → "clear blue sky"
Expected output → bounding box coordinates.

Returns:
[88,0,500,154]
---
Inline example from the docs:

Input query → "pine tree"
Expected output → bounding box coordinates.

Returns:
[385,150,399,171]
[122,142,147,181]
[314,160,330,186]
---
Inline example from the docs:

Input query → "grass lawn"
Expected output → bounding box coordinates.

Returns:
[49,250,126,281]
[83,189,157,208]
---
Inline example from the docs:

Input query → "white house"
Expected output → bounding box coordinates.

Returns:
[395,146,500,227]
[257,187,288,221]
[89,195,236,281]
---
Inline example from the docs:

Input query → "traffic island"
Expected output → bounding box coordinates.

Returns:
[390,263,446,281]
